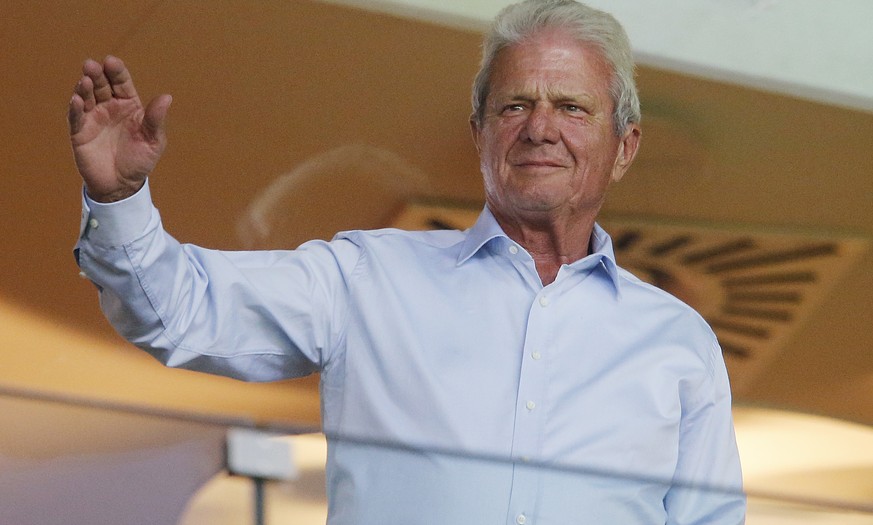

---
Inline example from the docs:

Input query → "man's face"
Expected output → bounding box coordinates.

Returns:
[472,28,640,226]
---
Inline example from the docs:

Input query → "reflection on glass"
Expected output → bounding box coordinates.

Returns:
[3,391,873,525]
[237,145,431,250]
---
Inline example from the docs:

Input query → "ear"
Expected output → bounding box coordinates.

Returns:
[611,123,641,182]
[469,113,482,155]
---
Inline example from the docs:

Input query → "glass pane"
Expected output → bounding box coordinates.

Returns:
[3,391,872,525]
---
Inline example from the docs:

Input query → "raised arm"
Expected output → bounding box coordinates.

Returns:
[68,56,172,202]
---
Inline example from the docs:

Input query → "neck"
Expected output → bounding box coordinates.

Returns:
[491,207,597,286]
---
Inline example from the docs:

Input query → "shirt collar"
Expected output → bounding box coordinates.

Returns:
[457,207,623,295]
[588,222,623,296]
[457,206,506,266]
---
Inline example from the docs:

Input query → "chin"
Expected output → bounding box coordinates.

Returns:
[510,197,565,216]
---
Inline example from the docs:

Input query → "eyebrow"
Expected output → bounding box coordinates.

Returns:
[494,91,599,108]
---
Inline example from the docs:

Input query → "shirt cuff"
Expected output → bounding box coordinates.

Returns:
[79,180,156,247]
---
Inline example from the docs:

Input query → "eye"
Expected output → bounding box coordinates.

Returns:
[562,104,583,113]
[502,103,527,114]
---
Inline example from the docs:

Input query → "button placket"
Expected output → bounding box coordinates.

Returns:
[506,285,554,525]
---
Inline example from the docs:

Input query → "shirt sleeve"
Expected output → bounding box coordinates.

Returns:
[74,181,360,382]
[664,338,746,525]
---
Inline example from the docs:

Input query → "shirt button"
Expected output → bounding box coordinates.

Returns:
[531,351,542,360]
[526,401,536,410]
[88,218,100,229]
[516,514,527,525]
[508,245,519,255]
[78,271,89,279]
[538,296,549,307]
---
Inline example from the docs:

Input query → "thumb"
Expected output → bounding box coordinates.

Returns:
[142,94,173,142]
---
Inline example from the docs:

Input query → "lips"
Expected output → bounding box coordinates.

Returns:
[512,159,567,169]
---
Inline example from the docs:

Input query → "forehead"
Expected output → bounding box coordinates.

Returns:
[488,28,613,99]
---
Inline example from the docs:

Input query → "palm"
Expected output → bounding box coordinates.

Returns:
[68,57,170,202]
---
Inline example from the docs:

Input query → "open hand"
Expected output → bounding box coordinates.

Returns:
[68,56,172,202]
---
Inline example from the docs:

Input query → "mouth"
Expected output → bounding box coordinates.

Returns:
[513,160,567,169]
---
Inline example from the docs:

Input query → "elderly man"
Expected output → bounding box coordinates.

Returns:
[70,0,745,523]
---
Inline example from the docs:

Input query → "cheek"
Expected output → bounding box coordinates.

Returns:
[484,123,519,154]
[479,137,506,174]
[570,136,614,170]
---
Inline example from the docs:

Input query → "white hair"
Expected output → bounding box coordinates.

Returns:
[471,0,641,136]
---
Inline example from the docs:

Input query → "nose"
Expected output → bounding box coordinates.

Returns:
[520,104,560,145]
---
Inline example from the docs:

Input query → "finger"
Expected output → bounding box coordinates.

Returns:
[83,58,113,104]
[75,75,96,112]
[68,93,86,136]
[103,55,140,100]
[142,94,173,141]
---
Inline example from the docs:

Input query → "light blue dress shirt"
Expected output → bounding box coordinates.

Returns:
[76,182,745,525]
